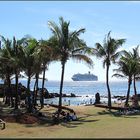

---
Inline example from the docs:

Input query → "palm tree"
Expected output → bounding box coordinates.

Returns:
[48,17,93,115]
[12,37,27,109]
[94,31,126,107]
[32,39,54,108]
[0,36,14,106]
[131,46,140,95]
[39,40,55,108]
[113,55,137,106]
[119,46,140,106]
[32,45,43,107]
[21,38,38,112]
[0,36,27,109]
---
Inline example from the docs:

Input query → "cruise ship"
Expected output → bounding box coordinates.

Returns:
[71,71,98,81]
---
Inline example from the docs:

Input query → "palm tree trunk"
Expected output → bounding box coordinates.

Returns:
[27,75,32,112]
[33,78,37,94]
[59,62,65,112]
[10,91,14,107]
[9,76,14,108]
[125,77,132,106]
[134,75,137,95]
[33,77,37,106]
[106,65,111,107]
[8,74,11,105]
[36,74,39,105]
[33,73,39,107]
[15,70,19,110]
[4,78,8,105]
[5,74,11,106]
[41,65,46,109]
[14,37,18,109]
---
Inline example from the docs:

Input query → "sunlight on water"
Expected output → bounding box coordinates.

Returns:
[8,79,140,105]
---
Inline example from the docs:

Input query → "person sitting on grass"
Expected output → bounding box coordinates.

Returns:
[63,112,72,122]
[63,112,77,122]
[71,112,77,121]
[66,112,71,121]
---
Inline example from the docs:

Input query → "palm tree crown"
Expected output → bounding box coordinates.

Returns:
[94,31,126,68]
[48,17,93,66]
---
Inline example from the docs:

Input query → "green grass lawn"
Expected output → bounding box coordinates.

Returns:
[0,105,140,138]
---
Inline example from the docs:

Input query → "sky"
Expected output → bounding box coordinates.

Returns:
[0,1,140,81]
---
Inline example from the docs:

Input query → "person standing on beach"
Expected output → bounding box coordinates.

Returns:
[90,98,92,104]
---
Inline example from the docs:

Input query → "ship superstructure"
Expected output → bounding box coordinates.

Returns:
[71,71,98,81]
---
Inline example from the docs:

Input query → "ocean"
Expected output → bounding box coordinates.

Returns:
[10,79,140,106]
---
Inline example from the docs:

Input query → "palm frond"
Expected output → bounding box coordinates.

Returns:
[69,29,86,49]
[94,43,106,58]
[111,51,122,63]
[102,59,107,68]
[121,50,132,58]
[71,54,94,68]
[48,21,61,40]
[0,35,7,44]
[70,28,85,38]
[112,73,127,79]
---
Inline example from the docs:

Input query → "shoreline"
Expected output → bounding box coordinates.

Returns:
[0,94,124,107]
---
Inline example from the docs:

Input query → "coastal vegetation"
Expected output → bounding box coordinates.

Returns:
[1,16,140,138]
[0,17,94,118]
[0,17,140,112]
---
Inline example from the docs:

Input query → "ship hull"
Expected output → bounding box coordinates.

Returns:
[72,78,97,81]
[71,72,98,81]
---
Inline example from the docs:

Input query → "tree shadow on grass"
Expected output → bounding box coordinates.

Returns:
[0,104,100,128]
[60,112,100,128]
[24,109,140,128]
[97,110,117,116]
[25,112,100,129]
[25,119,54,128]
[25,119,99,129]
[60,118,99,128]
[24,115,56,128]
[81,113,100,117]
[97,109,140,118]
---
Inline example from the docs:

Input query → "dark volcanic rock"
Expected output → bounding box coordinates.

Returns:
[46,92,78,98]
